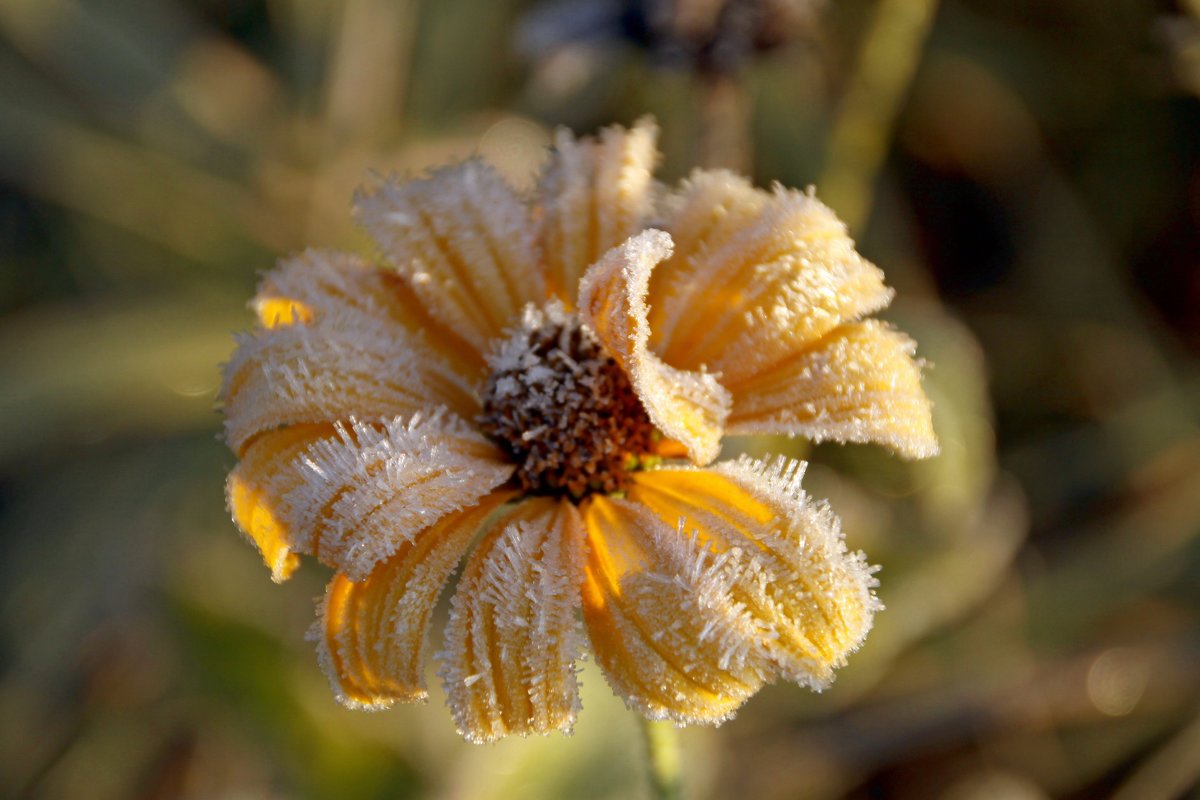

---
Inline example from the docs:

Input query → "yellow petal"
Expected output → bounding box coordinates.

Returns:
[625,458,880,689]
[581,495,767,724]
[577,229,730,465]
[652,182,893,385]
[220,304,478,454]
[312,492,513,709]
[256,296,314,328]
[646,170,770,352]
[536,119,659,303]
[727,321,939,459]
[439,498,586,743]
[280,410,513,580]
[226,423,334,582]
[253,248,484,379]
[353,160,543,354]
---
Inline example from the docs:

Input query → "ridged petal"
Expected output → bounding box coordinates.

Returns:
[279,410,513,580]
[354,160,543,353]
[727,321,938,459]
[577,230,730,464]
[438,498,587,743]
[646,170,771,352]
[253,248,484,379]
[226,423,334,582]
[312,491,513,709]
[626,458,881,688]
[581,495,766,725]
[221,298,477,455]
[221,323,474,455]
[536,119,659,303]
[652,179,893,385]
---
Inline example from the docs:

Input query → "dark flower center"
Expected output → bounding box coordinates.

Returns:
[478,304,657,499]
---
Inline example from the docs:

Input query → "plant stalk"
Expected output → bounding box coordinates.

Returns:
[641,718,684,800]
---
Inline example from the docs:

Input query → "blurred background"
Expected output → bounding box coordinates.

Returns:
[1,0,1198,798]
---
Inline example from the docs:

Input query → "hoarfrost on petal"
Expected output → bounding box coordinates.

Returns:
[726,321,939,459]
[438,499,587,743]
[312,494,512,709]
[280,409,513,579]
[354,160,543,353]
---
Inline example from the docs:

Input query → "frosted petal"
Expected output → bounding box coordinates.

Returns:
[577,229,730,465]
[627,460,881,688]
[279,410,513,580]
[221,308,478,454]
[646,170,770,351]
[438,498,586,743]
[536,119,659,303]
[727,321,939,459]
[253,248,483,378]
[581,495,766,725]
[354,160,543,353]
[311,492,513,709]
[226,423,335,582]
[652,183,893,384]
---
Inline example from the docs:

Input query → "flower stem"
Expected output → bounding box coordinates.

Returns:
[819,0,941,236]
[640,718,683,800]
[698,73,752,173]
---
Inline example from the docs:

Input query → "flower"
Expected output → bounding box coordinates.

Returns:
[220,119,937,743]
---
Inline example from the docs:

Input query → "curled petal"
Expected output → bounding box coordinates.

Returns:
[280,410,513,580]
[354,160,543,353]
[221,307,478,455]
[626,458,880,688]
[312,492,513,709]
[253,248,483,378]
[727,321,939,459]
[653,181,893,384]
[536,119,659,303]
[581,496,766,724]
[438,498,586,743]
[226,423,334,582]
[577,230,730,465]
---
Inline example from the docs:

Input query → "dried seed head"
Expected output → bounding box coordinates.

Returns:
[478,303,657,498]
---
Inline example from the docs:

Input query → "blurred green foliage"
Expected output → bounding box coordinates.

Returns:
[1,0,1198,798]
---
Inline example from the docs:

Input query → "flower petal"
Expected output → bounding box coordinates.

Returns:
[311,491,514,709]
[226,423,334,582]
[580,495,767,725]
[220,304,478,454]
[253,248,484,379]
[726,321,939,459]
[354,160,543,353]
[625,458,880,689]
[280,410,513,580]
[577,229,730,465]
[652,179,893,385]
[536,119,659,303]
[438,498,586,743]
[646,170,771,352]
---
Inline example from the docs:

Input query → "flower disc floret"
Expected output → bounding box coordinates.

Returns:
[478,303,656,498]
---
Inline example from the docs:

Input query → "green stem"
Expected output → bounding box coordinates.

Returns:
[640,718,683,800]
[819,0,941,236]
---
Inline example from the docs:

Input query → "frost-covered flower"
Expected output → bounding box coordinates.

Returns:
[220,120,937,743]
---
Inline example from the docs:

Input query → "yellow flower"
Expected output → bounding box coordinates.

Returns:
[220,119,937,743]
